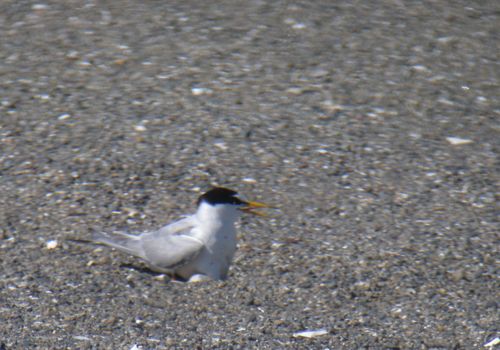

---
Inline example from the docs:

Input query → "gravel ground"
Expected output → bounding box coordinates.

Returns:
[0,1,498,349]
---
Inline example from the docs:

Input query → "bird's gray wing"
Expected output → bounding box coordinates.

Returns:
[154,216,196,236]
[138,217,204,270]
[92,231,145,258]
[141,231,204,270]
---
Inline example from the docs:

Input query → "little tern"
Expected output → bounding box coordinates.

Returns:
[91,187,270,281]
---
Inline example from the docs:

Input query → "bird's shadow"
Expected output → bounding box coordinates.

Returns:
[119,263,159,276]
[119,263,189,282]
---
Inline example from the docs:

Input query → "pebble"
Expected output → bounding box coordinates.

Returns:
[46,240,58,250]
[446,137,473,145]
[293,329,329,338]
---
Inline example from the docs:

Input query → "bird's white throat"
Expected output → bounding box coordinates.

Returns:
[195,201,242,228]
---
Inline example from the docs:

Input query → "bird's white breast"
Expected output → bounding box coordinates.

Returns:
[187,202,240,279]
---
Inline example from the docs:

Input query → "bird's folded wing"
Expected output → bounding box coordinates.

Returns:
[141,233,204,270]
[155,216,196,236]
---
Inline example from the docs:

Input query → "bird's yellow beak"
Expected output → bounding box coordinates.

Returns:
[239,200,272,217]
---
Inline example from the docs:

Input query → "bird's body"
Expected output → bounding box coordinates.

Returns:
[92,187,268,281]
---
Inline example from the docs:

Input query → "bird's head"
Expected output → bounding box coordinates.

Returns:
[197,187,271,217]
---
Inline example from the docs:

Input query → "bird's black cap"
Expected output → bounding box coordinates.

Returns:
[197,187,245,206]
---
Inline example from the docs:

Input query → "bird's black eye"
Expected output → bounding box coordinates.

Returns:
[197,187,244,206]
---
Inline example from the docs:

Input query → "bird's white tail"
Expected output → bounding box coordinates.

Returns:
[92,231,145,258]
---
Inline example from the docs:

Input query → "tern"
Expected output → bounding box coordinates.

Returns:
[91,187,270,281]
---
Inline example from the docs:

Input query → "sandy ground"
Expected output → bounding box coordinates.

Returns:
[0,1,498,349]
